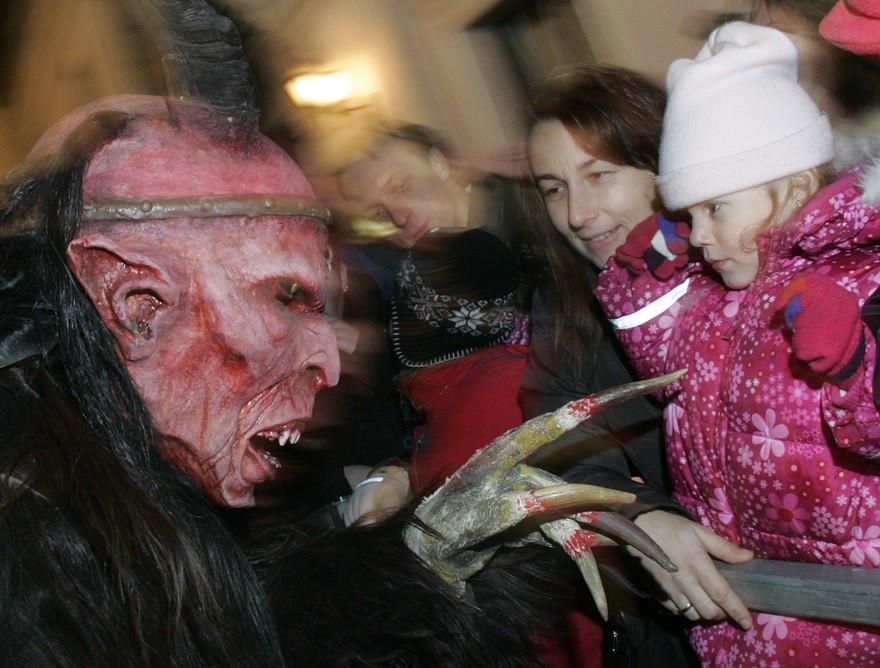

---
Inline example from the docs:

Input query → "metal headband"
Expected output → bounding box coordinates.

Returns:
[83,194,331,225]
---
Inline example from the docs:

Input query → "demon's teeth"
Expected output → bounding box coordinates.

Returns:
[257,425,304,447]
[260,451,282,469]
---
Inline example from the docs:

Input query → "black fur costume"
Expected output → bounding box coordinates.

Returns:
[0,1,581,664]
[0,167,574,665]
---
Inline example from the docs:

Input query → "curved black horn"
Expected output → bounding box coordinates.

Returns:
[132,0,260,126]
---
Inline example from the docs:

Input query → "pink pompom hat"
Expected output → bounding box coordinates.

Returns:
[820,0,880,55]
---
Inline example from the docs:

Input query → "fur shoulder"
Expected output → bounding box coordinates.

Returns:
[834,110,880,206]
[859,160,880,206]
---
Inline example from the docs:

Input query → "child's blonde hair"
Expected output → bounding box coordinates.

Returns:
[737,164,833,253]
[767,164,834,225]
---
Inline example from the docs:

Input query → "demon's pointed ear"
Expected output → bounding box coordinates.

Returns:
[67,234,179,361]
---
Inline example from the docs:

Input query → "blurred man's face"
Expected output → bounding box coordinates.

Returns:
[339,138,468,247]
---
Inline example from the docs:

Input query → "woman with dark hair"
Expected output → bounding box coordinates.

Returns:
[525,65,667,378]
[523,64,751,666]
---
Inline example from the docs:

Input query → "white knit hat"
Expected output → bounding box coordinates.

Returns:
[657,22,835,211]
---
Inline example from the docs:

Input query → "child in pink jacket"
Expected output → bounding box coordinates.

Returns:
[597,21,880,666]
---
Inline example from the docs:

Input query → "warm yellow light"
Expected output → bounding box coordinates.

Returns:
[350,218,397,239]
[285,71,355,107]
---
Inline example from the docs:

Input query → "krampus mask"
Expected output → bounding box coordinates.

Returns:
[4,0,344,508]
[35,95,339,507]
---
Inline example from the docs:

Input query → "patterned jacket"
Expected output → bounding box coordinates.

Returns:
[596,168,880,666]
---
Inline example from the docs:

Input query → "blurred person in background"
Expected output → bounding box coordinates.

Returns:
[748,0,880,119]
[335,122,538,305]
[338,124,471,250]
[388,228,529,498]
[340,228,529,519]
[327,123,539,511]
[523,64,715,667]
[818,0,880,177]
[820,0,880,58]
[275,125,482,516]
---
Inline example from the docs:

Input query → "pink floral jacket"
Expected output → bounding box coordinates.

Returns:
[596,170,880,666]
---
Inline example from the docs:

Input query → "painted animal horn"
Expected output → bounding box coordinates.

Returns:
[578,510,678,573]
[439,369,687,496]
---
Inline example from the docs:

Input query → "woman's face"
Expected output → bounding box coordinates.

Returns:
[687,184,774,290]
[528,119,657,269]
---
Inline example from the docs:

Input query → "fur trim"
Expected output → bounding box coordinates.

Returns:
[833,110,880,206]
[859,159,880,206]
[245,511,577,666]
[834,111,880,172]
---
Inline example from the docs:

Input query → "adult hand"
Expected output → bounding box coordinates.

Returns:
[778,274,865,386]
[342,465,411,526]
[629,510,754,629]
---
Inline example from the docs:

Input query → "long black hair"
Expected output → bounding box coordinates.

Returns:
[0,110,284,666]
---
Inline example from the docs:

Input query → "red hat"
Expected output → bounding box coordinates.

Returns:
[820,0,880,55]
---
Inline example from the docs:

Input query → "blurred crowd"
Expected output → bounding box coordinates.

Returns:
[281,0,880,665]
[4,0,880,665]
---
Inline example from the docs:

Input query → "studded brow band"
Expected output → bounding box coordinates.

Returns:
[83,194,331,226]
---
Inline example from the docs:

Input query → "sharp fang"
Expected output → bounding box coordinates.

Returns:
[260,451,282,469]
[279,430,290,446]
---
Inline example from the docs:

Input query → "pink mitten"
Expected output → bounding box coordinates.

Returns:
[614,215,690,280]
[778,274,866,385]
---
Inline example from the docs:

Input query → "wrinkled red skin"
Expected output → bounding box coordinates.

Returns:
[67,98,341,507]
[109,218,338,508]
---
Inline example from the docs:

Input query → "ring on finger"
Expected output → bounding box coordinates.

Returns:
[678,601,694,615]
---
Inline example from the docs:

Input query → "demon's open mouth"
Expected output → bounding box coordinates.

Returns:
[249,420,306,470]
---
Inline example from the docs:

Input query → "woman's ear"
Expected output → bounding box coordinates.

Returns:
[67,234,180,362]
